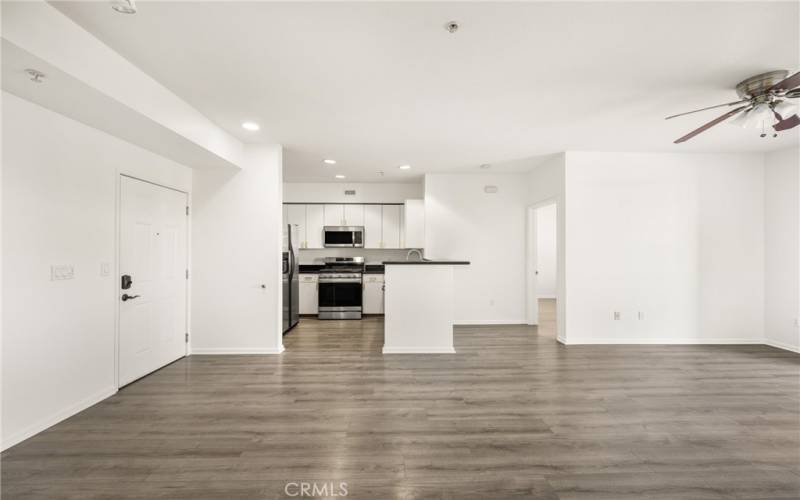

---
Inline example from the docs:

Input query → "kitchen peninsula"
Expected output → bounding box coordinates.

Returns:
[382,260,470,354]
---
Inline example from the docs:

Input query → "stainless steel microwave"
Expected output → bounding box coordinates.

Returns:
[323,226,364,248]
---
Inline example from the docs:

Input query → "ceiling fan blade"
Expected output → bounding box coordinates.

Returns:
[768,71,800,92]
[673,105,749,144]
[774,113,800,131]
[665,99,749,120]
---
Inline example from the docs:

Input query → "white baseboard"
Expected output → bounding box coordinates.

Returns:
[765,339,800,353]
[562,338,764,346]
[1,385,117,452]
[455,319,527,326]
[191,346,285,355]
[383,346,456,354]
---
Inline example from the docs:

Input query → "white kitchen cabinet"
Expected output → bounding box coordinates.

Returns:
[324,204,345,226]
[305,204,325,249]
[382,204,402,248]
[286,204,307,248]
[344,204,364,226]
[299,274,318,315]
[362,274,385,314]
[363,205,382,249]
[404,199,425,249]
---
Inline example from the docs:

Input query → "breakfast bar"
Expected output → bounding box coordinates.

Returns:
[381,260,470,354]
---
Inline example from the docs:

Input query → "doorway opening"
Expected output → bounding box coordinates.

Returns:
[527,201,560,342]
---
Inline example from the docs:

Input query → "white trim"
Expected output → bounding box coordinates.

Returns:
[561,338,765,346]
[383,347,456,354]
[536,294,557,299]
[1,386,117,452]
[765,339,800,353]
[455,319,527,326]
[190,346,285,355]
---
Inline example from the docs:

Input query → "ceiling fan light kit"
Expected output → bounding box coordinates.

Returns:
[667,69,800,143]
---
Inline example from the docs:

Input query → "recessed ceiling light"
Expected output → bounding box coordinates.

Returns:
[445,21,459,33]
[241,122,260,131]
[111,0,137,14]
[398,164,411,170]
[335,174,346,179]
[323,159,337,165]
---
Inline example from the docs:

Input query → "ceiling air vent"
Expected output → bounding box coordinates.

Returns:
[484,185,498,194]
[344,190,356,196]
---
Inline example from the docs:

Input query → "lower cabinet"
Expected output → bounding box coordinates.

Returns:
[362,274,385,314]
[299,274,318,315]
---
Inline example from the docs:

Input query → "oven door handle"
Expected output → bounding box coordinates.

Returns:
[319,278,362,284]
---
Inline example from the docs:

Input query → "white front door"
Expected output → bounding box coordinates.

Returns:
[119,176,188,386]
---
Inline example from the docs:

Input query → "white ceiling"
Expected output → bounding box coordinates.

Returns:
[53,1,799,182]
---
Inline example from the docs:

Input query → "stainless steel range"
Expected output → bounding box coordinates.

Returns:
[318,257,364,320]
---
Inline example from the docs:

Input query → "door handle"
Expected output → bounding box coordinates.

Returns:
[121,294,141,302]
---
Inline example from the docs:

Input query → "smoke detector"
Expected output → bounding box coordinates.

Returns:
[25,69,45,83]
[111,0,137,14]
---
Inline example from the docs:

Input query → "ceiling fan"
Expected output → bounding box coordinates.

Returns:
[666,70,800,144]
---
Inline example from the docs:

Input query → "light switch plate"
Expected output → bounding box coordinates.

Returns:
[51,264,75,280]
[100,263,111,276]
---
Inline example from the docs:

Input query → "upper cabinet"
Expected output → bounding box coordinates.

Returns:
[382,205,402,249]
[344,204,364,226]
[283,201,423,250]
[403,199,425,249]
[363,205,382,249]
[286,204,307,248]
[306,204,325,249]
[324,204,344,226]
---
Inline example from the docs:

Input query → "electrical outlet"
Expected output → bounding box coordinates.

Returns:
[613,311,621,321]
[794,318,799,328]
[489,299,495,306]
[51,264,75,281]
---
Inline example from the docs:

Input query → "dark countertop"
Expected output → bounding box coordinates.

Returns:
[299,264,386,274]
[299,264,324,273]
[364,264,385,274]
[383,260,470,265]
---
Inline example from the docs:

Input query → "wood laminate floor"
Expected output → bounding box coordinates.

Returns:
[3,300,800,499]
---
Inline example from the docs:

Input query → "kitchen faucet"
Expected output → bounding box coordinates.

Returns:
[406,248,423,261]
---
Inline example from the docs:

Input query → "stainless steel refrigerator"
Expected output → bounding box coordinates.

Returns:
[282,223,299,334]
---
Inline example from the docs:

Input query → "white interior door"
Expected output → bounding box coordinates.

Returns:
[119,176,188,387]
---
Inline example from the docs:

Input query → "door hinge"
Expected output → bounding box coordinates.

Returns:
[185,269,189,279]
[186,206,190,216]
[185,332,189,343]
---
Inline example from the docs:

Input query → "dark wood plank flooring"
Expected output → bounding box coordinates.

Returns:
[3,300,799,499]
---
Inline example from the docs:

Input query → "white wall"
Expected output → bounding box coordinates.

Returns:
[283,182,422,203]
[764,147,800,353]
[564,152,765,344]
[191,145,284,354]
[535,203,557,298]
[1,93,192,450]
[425,173,529,324]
